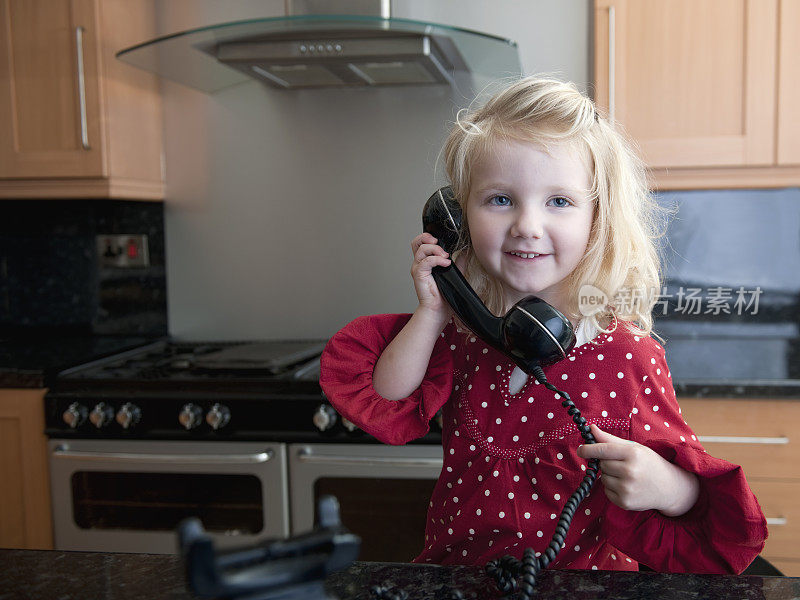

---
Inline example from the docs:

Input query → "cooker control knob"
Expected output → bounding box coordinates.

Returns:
[115,403,141,429]
[179,403,203,430]
[312,404,337,431]
[206,403,231,430]
[89,402,114,429]
[63,402,88,429]
[341,418,358,432]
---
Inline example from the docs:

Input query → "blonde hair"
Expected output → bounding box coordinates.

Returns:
[443,76,665,337]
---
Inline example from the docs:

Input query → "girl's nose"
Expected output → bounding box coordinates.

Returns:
[510,206,544,239]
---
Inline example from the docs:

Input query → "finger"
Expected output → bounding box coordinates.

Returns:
[412,233,438,253]
[576,442,633,462]
[413,255,451,274]
[588,424,631,445]
[414,243,449,264]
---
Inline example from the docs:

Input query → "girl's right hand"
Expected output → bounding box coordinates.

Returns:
[410,232,453,318]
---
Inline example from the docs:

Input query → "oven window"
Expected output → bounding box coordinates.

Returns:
[314,477,436,562]
[71,472,264,533]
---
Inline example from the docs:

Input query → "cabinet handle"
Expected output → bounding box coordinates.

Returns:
[696,435,789,445]
[607,5,615,124]
[766,517,787,527]
[75,26,90,150]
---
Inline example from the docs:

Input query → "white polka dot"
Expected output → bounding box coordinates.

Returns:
[680,436,686,442]
[645,388,651,394]
[574,545,580,551]
[483,348,488,354]
[601,410,608,417]
[582,392,588,398]
[484,489,490,496]
[508,492,514,499]
[453,497,459,503]
[611,554,617,560]
[499,511,505,518]
[521,416,528,422]
[664,421,670,427]
[547,412,554,419]
[462,550,468,556]
[532,493,538,500]
[597,354,604,360]
[469,444,475,451]
[495,417,502,424]
[550,514,557,520]
[617,372,624,379]
[450,345,456,350]
[610,391,616,398]
[585,509,591,515]
[493,470,499,477]
[476,509,481,515]
[562,374,568,380]
[496,365,502,371]
[644,424,651,431]
[554,494,561,501]
[537,531,543,537]
[651,358,656,364]
[589,373,596,379]
[528,397,534,403]
[481,401,488,408]
[489,384,495,390]
[513,475,520,482]
[632,408,638,414]
[653,405,659,412]
[512,435,519,442]
[557,452,563,459]
[524,512,531,519]
[625,353,632,359]
[474,365,479,372]
[487,436,493,442]
[556,474,563,480]
[448,528,453,534]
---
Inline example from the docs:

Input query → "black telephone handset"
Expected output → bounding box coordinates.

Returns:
[422,186,600,598]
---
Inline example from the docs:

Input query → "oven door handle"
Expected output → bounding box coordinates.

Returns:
[296,448,443,469]
[51,445,274,464]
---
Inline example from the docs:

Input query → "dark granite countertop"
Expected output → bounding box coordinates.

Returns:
[0,333,156,388]
[1,549,798,600]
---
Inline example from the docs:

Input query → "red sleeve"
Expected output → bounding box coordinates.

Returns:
[319,313,454,445]
[601,341,768,574]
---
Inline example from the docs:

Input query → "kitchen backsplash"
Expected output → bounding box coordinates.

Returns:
[0,200,167,336]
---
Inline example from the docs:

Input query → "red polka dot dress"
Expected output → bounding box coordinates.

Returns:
[320,314,768,574]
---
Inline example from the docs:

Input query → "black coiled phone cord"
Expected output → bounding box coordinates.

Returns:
[484,365,600,599]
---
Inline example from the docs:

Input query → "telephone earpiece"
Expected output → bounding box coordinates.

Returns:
[422,186,577,371]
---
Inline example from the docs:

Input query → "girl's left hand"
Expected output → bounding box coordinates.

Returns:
[576,424,700,517]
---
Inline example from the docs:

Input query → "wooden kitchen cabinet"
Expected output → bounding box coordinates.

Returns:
[679,397,800,576]
[594,0,800,190]
[0,388,53,550]
[0,0,163,199]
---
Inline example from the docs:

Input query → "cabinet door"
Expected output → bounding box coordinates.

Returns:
[0,0,105,178]
[0,389,52,550]
[594,0,778,169]
[777,0,800,165]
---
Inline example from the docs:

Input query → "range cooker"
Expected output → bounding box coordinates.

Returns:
[45,340,443,560]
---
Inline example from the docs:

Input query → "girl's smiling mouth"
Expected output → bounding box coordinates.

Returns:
[505,250,548,259]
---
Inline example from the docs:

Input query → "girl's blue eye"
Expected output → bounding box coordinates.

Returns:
[550,196,571,208]
[489,195,511,206]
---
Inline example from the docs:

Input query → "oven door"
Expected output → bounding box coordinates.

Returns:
[48,440,288,554]
[289,443,443,562]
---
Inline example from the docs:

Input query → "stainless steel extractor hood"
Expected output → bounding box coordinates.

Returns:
[115,1,520,93]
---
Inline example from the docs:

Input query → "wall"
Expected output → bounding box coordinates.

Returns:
[157,1,591,340]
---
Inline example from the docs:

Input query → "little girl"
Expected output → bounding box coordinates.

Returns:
[320,77,767,574]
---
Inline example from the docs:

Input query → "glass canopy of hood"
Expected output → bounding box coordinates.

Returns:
[116,15,521,92]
